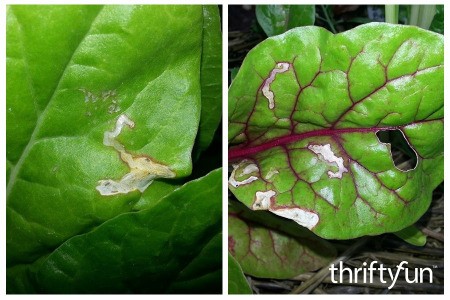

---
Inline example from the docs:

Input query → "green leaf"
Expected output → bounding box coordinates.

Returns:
[131,180,180,211]
[230,67,240,82]
[229,200,336,279]
[193,5,222,159]
[228,253,252,294]
[393,224,427,246]
[228,23,443,239]
[6,5,222,293]
[429,5,443,34]
[167,233,222,294]
[7,4,203,265]
[7,169,222,293]
[256,5,315,37]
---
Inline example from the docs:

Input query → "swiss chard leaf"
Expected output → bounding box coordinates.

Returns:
[6,5,222,293]
[228,253,252,294]
[393,224,427,246]
[8,169,221,293]
[167,232,222,294]
[256,5,316,37]
[429,5,443,34]
[229,200,336,279]
[194,5,222,159]
[228,23,443,239]
[7,4,203,265]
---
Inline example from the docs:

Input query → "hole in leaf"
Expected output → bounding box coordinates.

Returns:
[376,129,417,171]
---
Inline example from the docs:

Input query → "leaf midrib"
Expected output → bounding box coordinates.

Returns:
[228,119,440,160]
[6,7,103,199]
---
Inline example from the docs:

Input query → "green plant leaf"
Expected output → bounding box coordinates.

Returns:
[194,5,222,159]
[230,67,240,82]
[256,5,315,37]
[167,232,222,294]
[228,253,252,294]
[229,200,336,279]
[228,23,443,239]
[7,3,203,265]
[393,224,427,246]
[7,169,222,293]
[429,5,443,34]
[6,5,222,293]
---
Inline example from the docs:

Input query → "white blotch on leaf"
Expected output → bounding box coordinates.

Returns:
[265,168,279,180]
[108,104,121,114]
[318,186,335,206]
[228,160,259,188]
[278,117,291,123]
[96,114,175,196]
[262,62,290,109]
[271,208,319,230]
[252,190,276,210]
[252,190,320,230]
[308,143,348,179]
[80,88,121,115]
[242,163,259,176]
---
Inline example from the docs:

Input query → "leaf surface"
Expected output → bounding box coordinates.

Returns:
[194,5,222,159]
[229,201,336,279]
[256,5,315,37]
[167,232,222,294]
[429,5,443,34]
[6,4,220,284]
[228,253,252,294]
[228,23,443,239]
[8,169,222,293]
[393,224,427,246]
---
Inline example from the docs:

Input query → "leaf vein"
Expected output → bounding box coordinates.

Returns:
[6,7,104,199]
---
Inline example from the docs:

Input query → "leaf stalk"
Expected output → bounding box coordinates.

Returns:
[385,5,399,24]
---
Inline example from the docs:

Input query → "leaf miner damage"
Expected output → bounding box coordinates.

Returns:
[228,160,259,188]
[262,62,290,109]
[252,189,319,230]
[308,143,348,179]
[96,114,175,196]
